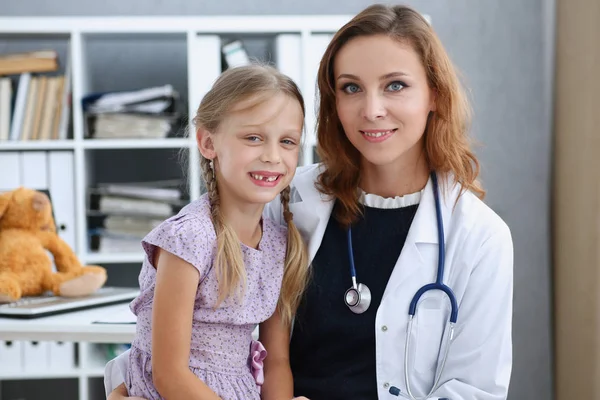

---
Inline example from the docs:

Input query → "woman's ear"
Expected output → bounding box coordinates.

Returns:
[196,128,216,160]
[429,88,437,112]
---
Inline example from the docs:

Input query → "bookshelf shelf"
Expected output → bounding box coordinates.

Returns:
[82,138,192,150]
[84,252,144,264]
[85,368,106,378]
[0,370,81,380]
[0,140,76,150]
[0,16,351,34]
[0,14,350,400]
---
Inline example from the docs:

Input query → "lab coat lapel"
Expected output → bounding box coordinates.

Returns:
[289,166,335,263]
[382,176,453,300]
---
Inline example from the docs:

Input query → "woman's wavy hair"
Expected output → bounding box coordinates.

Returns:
[315,4,484,226]
[192,64,310,325]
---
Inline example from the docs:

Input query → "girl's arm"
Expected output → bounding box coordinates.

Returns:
[107,383,144,400]
[259,310,310,400]
[151,248,221,400]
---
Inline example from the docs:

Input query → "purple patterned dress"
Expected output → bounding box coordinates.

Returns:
[125,194,287,400]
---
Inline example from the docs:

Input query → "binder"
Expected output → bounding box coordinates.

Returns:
[19,151,48,191]
[48,341,75,370]
[22,341,49,373]
[275,34,302,90]
[188,34,222,122]
[0,341,23,373]
[305,34,333,163]
[0,152,21,191]
[48,151,76,251]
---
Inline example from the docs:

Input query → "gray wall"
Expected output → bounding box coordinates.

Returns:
[1,1,555,400]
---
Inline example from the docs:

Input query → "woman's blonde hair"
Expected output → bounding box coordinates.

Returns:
[315,4,485,226]
[192,64,309,325]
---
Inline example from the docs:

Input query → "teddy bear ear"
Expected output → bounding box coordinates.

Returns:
[0,190,14,219]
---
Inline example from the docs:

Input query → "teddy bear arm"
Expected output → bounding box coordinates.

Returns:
[0,271,23,302]
[39,231,83,273]
[48,266,107,297]
[46,270,81,294]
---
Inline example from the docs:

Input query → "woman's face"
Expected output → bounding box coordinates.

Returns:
[334,34,436,170]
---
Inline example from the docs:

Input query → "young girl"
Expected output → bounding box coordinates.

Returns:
[119,64,310,400]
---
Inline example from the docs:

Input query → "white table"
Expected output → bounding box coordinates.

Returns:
[0,303,136,344]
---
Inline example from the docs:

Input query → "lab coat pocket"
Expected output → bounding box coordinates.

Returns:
[414,306,446,374]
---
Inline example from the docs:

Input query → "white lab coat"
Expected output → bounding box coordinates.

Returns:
[105,163,513,400]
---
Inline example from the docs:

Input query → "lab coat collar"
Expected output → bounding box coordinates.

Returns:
[290,165,458,265]
[289,164,335,262]
[382,173,459,299]
[410,173,457,245]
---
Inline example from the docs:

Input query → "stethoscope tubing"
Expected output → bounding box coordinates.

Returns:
[344,172,460,399]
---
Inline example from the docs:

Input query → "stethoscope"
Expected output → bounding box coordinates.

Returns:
[344,172,458,400]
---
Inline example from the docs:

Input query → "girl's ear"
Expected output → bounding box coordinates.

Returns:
[196,128,216,160]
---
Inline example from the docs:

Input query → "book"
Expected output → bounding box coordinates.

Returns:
[0,50,59,76]
[0,77,12,140]
[30,75,48,140]
[9,73,32,141]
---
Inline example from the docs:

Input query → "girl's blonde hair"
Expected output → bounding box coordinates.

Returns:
[192,64,309,325]
[316,4,484,226]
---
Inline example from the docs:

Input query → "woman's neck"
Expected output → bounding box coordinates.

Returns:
[359,150,429,198]
[215,188,264,249]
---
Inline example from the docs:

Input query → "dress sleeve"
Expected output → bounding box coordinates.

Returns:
[141,213,213,277]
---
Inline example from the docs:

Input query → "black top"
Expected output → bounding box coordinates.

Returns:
[290,201,419,400]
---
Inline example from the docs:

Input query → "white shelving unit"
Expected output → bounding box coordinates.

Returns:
[0,15,349,400]
[0,340,128,400]
[1,342,108,381]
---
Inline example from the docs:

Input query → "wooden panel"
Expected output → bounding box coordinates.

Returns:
[553,0,600,398]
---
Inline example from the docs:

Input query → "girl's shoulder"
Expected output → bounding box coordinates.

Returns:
[177,193,213,223]
[141,194,215,273]
[147,194,213,236]
[151,194,215,239]
[261,213,288,253]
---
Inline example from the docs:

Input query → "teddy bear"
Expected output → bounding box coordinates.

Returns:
[0,187,107,303]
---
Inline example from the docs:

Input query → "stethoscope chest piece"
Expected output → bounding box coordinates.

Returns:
[344,282,372,314]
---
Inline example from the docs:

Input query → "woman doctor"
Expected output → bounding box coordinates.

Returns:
[106,4,513,400]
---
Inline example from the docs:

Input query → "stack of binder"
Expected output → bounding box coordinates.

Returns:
[87,179,186,254]
[82,85,182,139]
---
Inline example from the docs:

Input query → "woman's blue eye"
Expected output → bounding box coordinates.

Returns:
[387,81,405,91]
[246,136,260,142]
[342,83,360,94]
[281,139,296,145]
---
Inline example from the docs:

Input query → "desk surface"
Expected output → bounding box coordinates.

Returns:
[0,303,136,343]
